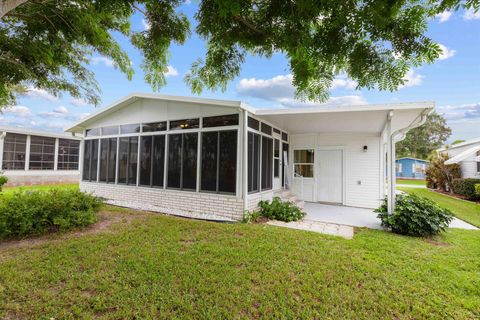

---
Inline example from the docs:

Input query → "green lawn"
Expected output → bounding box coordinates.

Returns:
[396,179,426,186]
[2,183,78,196]
[399,187,480,227]
[0,209,479,319]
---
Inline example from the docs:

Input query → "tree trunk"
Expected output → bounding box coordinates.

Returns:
[0,0,29,18]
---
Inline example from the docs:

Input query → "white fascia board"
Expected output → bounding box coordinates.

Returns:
[0,125,81,140]
[66,93,244,133]
[439,137,480,152]
[253,101,434,116]
[397,157,429,162]
[445,145,480,164]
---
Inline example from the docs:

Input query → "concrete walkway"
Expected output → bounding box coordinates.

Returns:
[396,184,426,189]
[267,219,354,239]
[303,202,478,230]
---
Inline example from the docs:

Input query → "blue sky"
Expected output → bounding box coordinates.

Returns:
[1,3,479,142]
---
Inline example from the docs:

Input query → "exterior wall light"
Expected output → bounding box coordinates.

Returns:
[363,145,368,152]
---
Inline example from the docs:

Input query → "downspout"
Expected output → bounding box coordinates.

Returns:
[388,108,431,214]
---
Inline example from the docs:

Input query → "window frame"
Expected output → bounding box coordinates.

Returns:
[293,149,315,178]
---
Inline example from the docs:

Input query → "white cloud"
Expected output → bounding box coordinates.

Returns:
[54,105,69,114]
[38,105,70,118]
[165,65,179,77]
[438,44,456,60]
[24,87,58,101]
[142,18,151,31]
[3,105,31,117]
[70,97,89,107]
[463,9,480,20]
[237,74,365,108]
[437,103,480,121]
[399,70,424,88]
[90,56,115,67]
[435,11,452,23]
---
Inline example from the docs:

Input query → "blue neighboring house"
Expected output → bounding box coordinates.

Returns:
[396,157,428,180]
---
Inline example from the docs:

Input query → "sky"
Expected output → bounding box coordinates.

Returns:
[1,3,479,143]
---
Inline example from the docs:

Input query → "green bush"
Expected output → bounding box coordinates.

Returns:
[242,210,262,223]
[258,197,306,222]
[476,184,480,197]
[0,174,8,192]
[375,193,453,237]
[0,189,102,239]
[451,178,480,200]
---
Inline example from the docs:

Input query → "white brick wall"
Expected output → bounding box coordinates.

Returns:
[246,190,274,212]
[81,181,244,221]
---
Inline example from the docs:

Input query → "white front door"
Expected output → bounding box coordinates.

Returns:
[316,149,343,204]
[273,138,281,190]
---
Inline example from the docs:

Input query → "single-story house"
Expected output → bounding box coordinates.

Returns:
[441,137,480,178]
[66,93,433,220]
[0,126,81,186]
[396,157,428,179]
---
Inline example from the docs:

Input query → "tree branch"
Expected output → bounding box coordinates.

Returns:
[0,0,29,18]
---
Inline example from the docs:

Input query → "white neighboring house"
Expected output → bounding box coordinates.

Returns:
[66,93,433,221]
[441,137,480,178]
[0,126,81,186]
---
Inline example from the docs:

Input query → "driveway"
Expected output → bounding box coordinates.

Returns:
[304,202,478,230]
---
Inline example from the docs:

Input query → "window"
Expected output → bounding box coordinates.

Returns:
[142,122,167,132]
[167,133,198,190]
[294,149,314,177]
[396,163,402,173]
[102,126,118,136]
[248,117,259,130]
[139,135,165,187]
[82,139,99,181]
[261,123,272,135]
[85,128,100,137]
[274,139,280,178]
[477,151,480,173]
[99,138,117,183]
[2,133,27,170]
[261,136,273,190]
[169,118,199,130]
[117,137,138,185]
[273,128,280,134]
[248,132,260,192]
[202,114,239,128]
[120,124,140,134]
[58,139,80,170]
[29,136,55,170]
[413,163,425,173]
[282,132,288,142]
[201,130,237,193]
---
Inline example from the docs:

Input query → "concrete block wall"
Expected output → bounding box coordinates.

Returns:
[246,190,274,212]
[81,181,244,221]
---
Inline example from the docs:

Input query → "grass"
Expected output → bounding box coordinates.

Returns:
[396,179,426,186]
[0,209,479,319]
[2,183,79,197]
[399,187,480,227]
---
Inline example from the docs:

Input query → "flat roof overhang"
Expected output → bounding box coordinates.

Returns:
[253,102,434,134]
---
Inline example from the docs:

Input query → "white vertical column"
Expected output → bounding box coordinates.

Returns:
[25,135,31,171]
[54,138,59,171]
[243,110,249,211]
[0,131,5,169]
[136,136,141,186]
[389,135,397,213]
[196,119,202,192]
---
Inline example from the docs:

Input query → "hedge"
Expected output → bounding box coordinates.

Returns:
[451,178,480,200]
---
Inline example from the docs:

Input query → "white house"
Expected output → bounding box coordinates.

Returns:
[0,126,81,186]
[441,137,480,178]
[66,93,433,221]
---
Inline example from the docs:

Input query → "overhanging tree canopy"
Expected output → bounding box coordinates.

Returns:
[0,0,478,108]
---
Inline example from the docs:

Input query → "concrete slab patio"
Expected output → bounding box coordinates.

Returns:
[303,202,478,231]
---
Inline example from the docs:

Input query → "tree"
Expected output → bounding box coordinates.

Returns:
[396,111,452,160]
[425,152,461,192]
[0,0,478,108]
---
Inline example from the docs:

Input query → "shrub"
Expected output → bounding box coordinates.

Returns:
[0,174,7,192]
[476,184,480,197]
[375,193,453,237]
[242,210,262,223]
[258,197,306,222]
[452,178,480,200]
[425,152,461,191]
[0,189,102,239]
